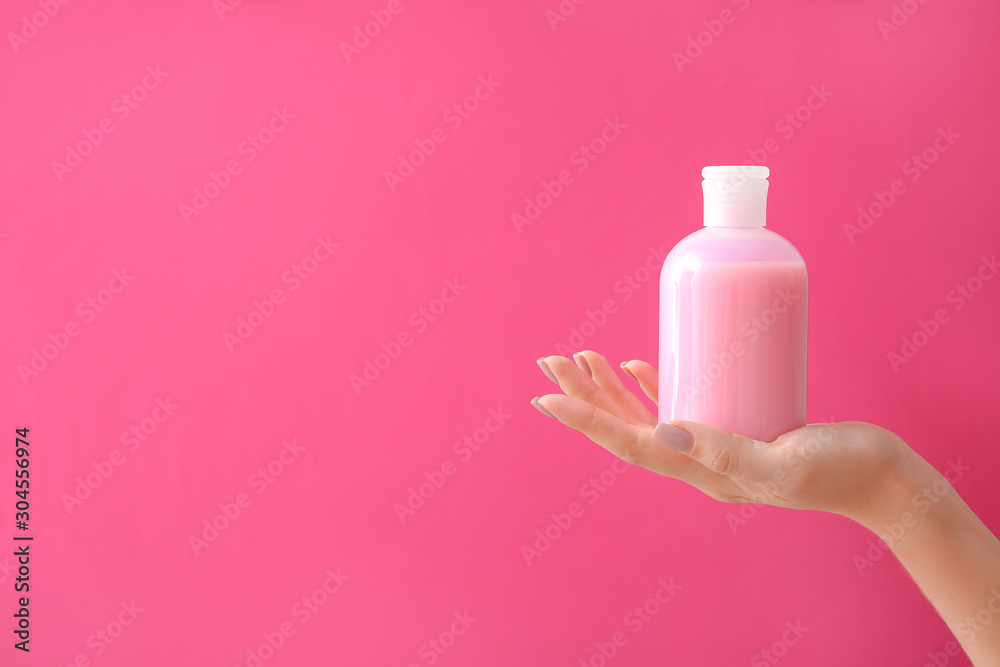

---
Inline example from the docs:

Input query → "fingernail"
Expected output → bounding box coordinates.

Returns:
[620,361,637,381]
[531,397,555,418]
[537,357,558,384]
[653,423,693,453]
[574,352,592,375]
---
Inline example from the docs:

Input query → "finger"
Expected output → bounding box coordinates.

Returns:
[575,350,656,426]
[654,420,779,492]
[622,360,658,405]
[536,394,718,486]
[541,355,635,423]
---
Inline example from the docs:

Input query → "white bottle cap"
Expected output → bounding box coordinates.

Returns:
[702,165,769,227]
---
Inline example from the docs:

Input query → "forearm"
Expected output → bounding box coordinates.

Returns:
[848,454,1000,666]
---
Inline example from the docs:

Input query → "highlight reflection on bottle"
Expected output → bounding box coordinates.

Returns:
[658,166,808,442]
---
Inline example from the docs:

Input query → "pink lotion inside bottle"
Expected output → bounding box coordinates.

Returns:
[658,167,808,442]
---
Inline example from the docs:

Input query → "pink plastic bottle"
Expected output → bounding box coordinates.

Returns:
[658,166,807,442]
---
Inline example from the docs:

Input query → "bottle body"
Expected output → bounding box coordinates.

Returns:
[657,226,808,442]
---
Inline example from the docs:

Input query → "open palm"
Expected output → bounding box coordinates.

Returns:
[532,350,919,520]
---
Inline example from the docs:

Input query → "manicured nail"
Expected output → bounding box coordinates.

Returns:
[531,397,555,418]
[620,361,637,381]
[574,352,592,375]
[537,357,558,384]
[653,423,693,453]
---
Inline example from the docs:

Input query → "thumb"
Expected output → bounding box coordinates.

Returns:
[653,420,773,479]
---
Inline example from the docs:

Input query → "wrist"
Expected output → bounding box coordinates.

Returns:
[840,450,945,540]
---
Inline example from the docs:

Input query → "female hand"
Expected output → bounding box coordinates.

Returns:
[531,350,922,522]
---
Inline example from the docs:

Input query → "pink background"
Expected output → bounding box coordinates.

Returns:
[3,0,999,665]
